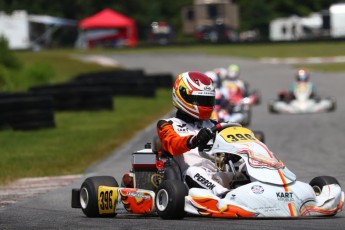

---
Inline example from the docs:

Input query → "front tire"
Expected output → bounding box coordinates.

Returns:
[80,176,118,218]
[155,180,188,220]
[253,130,265,143]
[309,176,340,196]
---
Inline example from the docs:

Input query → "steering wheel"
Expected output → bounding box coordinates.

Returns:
[199,122,242,154]
[210,122,242,134]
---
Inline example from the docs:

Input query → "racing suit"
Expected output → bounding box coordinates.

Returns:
[157,110,230,196]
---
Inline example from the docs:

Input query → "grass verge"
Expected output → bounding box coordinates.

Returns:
[0,89,172,185]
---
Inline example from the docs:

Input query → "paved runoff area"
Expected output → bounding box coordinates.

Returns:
[0,175,82,208]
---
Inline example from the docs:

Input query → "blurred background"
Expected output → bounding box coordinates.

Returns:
[0,0,344,50]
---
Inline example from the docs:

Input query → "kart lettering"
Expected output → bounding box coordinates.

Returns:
[276,192,294,201]
[220,127,256,143]
[177,127,189,133]
[227,134,255,142]
[194,173,216,190]
[127,192,151,200]
[100,190,113,210]
[98,186,117,214]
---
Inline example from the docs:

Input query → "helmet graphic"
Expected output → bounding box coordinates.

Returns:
[296,69,309,82]
[172,71,215,120]
[227,64,240,80]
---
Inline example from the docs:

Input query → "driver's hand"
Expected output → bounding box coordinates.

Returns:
[188,128,213,149]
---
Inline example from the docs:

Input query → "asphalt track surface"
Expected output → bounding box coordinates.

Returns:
[1,53,345,229]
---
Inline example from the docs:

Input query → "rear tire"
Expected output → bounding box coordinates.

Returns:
[327,97,336,112]
[155,180,188,220]
[268,100,277,114]
[80,176,118,218]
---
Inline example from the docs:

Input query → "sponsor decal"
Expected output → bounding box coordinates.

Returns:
[194,173,215,190]
[251,185,264,194]
[127,192,151,200]
[276,192,294,202]
[176,123,189,133]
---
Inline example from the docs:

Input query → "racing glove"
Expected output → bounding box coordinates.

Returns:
[188,128,213,150]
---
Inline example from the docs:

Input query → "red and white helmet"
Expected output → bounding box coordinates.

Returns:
[173,71,215,120]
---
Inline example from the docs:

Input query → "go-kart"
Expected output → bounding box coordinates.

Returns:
[269,82,336,114]
[71,123,343,219]
[212,97,252,127]
[214,82,254,127]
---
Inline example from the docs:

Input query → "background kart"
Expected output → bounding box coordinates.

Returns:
[71,123,343,219]
[269,82,336,114]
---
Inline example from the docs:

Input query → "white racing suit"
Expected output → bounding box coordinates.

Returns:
[157,111,230,196]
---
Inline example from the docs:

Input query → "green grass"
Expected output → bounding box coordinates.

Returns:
[0,89,172,184]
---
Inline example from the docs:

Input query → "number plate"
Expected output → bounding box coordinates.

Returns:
[98,186,118,215]
[220,127,256,143]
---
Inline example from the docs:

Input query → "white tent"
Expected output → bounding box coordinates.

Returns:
[0,10,76,50]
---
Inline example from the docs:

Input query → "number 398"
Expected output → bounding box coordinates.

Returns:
[227,133,255,142]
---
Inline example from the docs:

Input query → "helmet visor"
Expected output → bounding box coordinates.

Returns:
[180,88,215,107]
[298,74,307,81]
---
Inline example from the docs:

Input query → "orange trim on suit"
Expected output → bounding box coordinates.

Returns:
[157,122,192,156]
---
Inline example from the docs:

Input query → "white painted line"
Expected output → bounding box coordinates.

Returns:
[260,56,345,64]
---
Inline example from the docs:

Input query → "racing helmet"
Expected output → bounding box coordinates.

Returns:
[296,69,309,82]
[227,64,240,80]
[172,71,215,120]
[214,67,228,80]
[204,70,218,87]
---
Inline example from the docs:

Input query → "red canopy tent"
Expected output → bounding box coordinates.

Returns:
[78,9,138,47]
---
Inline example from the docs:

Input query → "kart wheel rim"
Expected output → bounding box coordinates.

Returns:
[80,187,89,209]
[156,189,169,211]
[312,185,322,196]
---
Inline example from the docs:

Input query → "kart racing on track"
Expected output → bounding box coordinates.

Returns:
[71,123,344,219]
[212,81,260,127]
[269,81,336,114]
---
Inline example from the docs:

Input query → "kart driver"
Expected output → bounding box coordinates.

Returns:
[223,64,248,97]
[280,69,317,101]
[156,71,230,198]
[289,69,317,98]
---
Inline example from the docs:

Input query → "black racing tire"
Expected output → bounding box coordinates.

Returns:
[309,176,340,196]
[253,130,265,143]
[251,89,261,105]
[327,97,336,112]
[241,109,252,127]
[80,176,119,218]
[268,100,278,114]
[155,180,188,220]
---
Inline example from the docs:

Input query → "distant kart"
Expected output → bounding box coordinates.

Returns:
[212,97,252,127]
[269,83,336,114]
